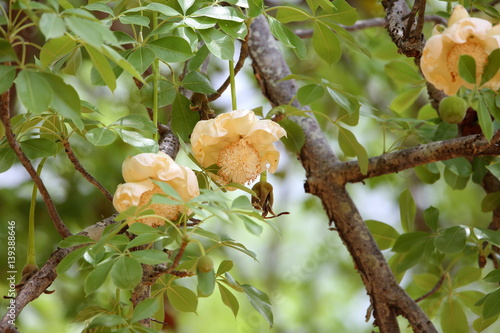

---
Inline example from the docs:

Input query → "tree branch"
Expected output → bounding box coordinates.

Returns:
[337,133,500,184]
[248,15,437,333]
[0,216,116,326]
[62,139,113,202]
[0,90,71,239]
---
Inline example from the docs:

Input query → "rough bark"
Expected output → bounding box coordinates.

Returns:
[249,15,437,333]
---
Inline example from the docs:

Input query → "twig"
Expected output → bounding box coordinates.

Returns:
[294,15,446,39]
[147,240,190,282]
[207,33,249,102]
[62,139,113,202]
[415,274,446,303]
[0,90,71,238]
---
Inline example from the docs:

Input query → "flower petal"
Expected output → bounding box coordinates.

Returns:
[448,5,470,26]
[113,179,154,212]
[122,152,184,183]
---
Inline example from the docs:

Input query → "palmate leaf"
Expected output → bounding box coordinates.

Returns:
[242,284,273,327]
[337,126,368,174]
[167,285,198,313]
[198,29,235,61]
[15,69,52,114]
[266,16,306,59]
[458,55,477,84]
[312,22,341,64]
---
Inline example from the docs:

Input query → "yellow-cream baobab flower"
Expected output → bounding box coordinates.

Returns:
[421,5,500,95]
[113,152,199,227]
[190,109,286,186]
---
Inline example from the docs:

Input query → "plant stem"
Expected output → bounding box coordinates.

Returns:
[27,158,46,265]
[229,60,237,110]
[152,12,159,144]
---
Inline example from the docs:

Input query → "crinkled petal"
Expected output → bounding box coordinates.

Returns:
[113,179,154,212]
[245,119,287,150]
[444,18,492,44]
[260,148,281,174]
[122,152,184,183]
[168,165,200,201]
[448,5,470,26]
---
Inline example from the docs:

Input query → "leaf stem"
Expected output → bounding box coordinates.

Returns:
[229,60,237,110]
[27,158,46,265]
[152,12,159,144]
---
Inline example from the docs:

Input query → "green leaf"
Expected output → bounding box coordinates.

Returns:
[130,249,170,265]
[312,22,341,64]
[267,16,306,59]
[242,284,273,327]
[119,14,150,27]
[440,299,469,333]
[325,86,360,115]
[474,227,500,247]
[484,269,500,282]
[398,189,416,232]
[218,283,239,317]
[111,256,143,289]
[423,206,439,232]
[15,70,52,114]
[41,73,83,129]
[385,60,422,83]
[85,128,117,146]
[453,266,482,288]
[297,84,325,105]
[40,35,76,68]
[167,285,198,313]
[481,49,500,85]
[389,86,423,113]
[0,146,16,173]
[85,44,116,91]
[128,222,162,235]
[58,235,94,248]
[57,246,89,274]
[113,114,157,132]
[444,167,469,190]
[181,71,217,94]
[20,138,58,159]
[486,163,500,179]
[477,94,494,140]
[337,127,368,174]
[125,232,166,249]
[148,36,194,63]
[442,157,472,177]
[85,259,115,295]
[0,39,18,62]
[116,129,157,152]
[218,20,248,40]
[192,6,244,22]
[197,268,216,297]
[127,47,156,74]
[39,13,66,39]
[140,78,176,108]
[131,298,159,323]
[329,0,358,25]
[64,16,118,47]
[198,29,235,61]
[278,118,305,153]
[248,0,265,17]
[276,6,311,23]
[482,289,500,319]
[481,192,500,212]
[171,93,199,142]
[434,226,467,254]
[458,54,477,84]
[365,220,399,250]
[0,66,16,95]
[392,232,430,253]
[217,260,234,275]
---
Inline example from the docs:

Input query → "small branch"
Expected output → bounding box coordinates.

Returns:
[62,139,113,202]
[338,133,500,184]
[415,274,446,303]
[146,240,190,283]
[0,90,71,238]
[0,216,116,325]
[294,15,445,39]
[207,33,249,102]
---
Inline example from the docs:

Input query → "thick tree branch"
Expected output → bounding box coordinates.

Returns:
[62,139,113,202]
[0,216,116,326]
[0,90,71,238]
[249,15,437,333]
[338,133,500,184]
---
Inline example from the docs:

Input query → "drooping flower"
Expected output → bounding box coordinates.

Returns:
[113,152,199,227]
[190,109,286,186]
[420,5,500,95]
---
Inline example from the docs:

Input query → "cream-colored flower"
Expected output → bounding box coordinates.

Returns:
[421,5,500,95]
[113,152,199,227]
[190,110,286,186]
